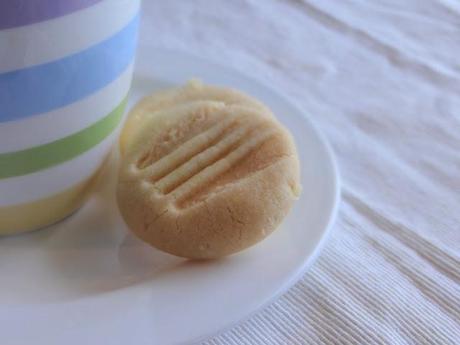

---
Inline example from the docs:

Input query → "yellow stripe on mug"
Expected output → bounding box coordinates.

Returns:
[0,161,106,235]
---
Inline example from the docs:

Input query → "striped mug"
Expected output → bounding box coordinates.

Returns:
[0,0,141,234]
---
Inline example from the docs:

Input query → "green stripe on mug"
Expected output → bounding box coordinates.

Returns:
[0,97,127,179]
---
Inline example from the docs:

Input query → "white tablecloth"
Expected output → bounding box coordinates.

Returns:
[140,1,460,344]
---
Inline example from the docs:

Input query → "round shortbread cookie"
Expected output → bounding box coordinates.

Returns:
[117,84,301,259]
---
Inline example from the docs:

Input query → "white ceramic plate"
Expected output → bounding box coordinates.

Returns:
[0,49,340,345]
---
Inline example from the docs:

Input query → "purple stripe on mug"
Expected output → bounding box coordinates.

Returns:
[0,0,103,30]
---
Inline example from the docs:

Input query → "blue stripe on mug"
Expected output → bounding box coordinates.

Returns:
[0,13,139,123]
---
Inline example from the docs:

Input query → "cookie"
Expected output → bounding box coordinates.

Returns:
[117,83,301,259]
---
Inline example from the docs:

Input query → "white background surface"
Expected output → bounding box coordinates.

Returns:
[138,1,460,344]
